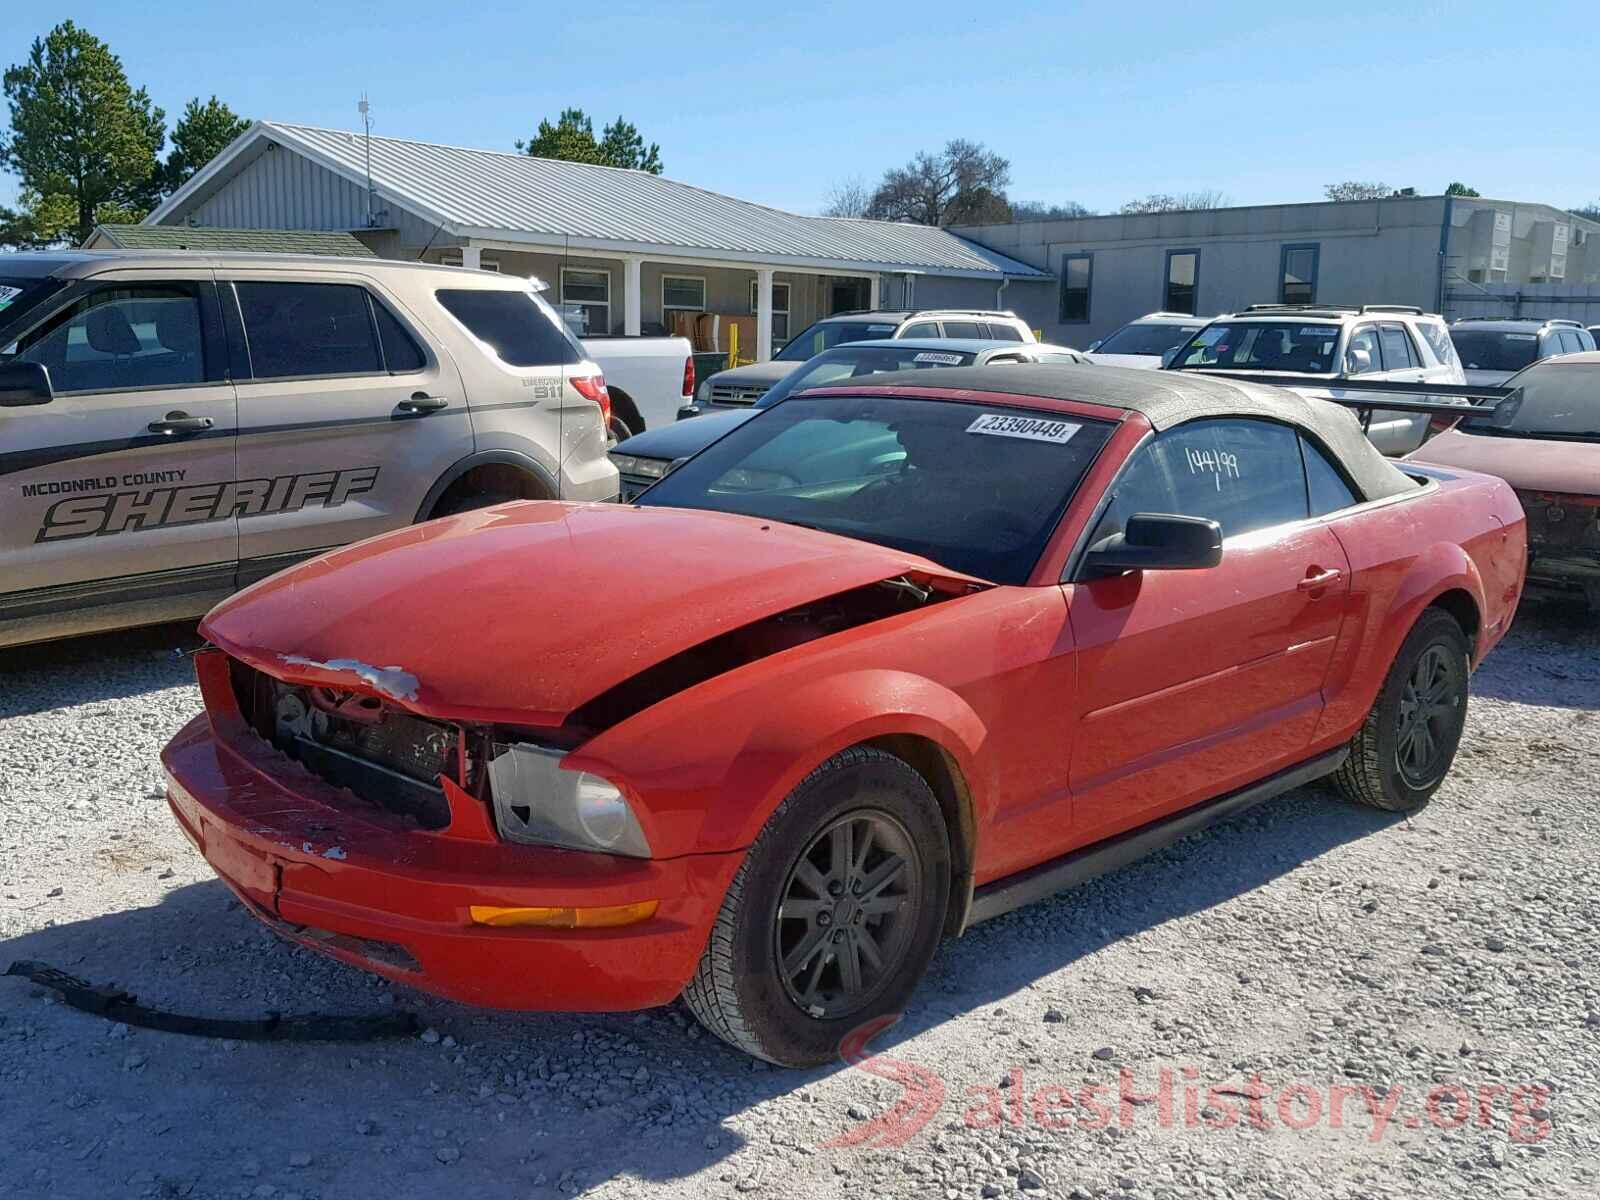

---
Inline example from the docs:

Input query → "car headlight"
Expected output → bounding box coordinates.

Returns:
[630,457,671,479]
[608,453,637,473]
[487,742,651,858]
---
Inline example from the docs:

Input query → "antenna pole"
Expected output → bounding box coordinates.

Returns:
[359,94,375,227]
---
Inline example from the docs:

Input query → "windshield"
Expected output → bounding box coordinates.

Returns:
[1450,329,1540,373]
[637,395,1113,584]
[774,319,903,361]
[1462,362,1600,439]
[1169,322,1343,373]
[0,276,67,345]
[755,345,978,408]
[1096,321,1203,356]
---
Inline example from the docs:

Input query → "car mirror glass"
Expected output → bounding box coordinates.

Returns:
[0,360,53,407]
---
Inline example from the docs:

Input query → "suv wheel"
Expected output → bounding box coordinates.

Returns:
[683,746,950,1066]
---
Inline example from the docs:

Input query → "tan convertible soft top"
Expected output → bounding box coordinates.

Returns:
[830,362,1421,503]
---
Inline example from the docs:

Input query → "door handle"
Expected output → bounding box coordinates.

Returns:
[147,411,214,436]
[1297,567,1344,592]
[397,392,449,415]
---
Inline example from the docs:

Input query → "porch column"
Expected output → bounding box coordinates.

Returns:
[868,273,881,310]
[755,267,775,363]
[461,243,481,270]
[622,256,642,336]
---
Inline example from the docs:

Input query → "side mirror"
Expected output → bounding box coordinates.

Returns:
[1160,347,1180,368]
[0,361,52,407]
[1345,348,1373,375]
[1084,513,1223,575]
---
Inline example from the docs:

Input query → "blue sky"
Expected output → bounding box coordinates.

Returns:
[3,1,1597,216]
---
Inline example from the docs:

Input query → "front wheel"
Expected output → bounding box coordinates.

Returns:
[683,746,950,1066]
[1331,608,1470,812]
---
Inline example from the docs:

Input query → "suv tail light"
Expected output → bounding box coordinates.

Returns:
[682,355,695,398]
[570,373,611,425]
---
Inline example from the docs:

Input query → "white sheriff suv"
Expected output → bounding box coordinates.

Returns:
[0,250,617,648]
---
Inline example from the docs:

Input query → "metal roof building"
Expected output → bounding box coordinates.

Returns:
[145,121,1050,358]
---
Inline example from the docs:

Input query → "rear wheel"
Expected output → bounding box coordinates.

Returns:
[683,746,950,1066]
[1332,608,1470,812]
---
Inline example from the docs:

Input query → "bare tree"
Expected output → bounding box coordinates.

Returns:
[865,139,1012,227]
[1324,181,1392,202]
[821,176,871,218]
[1573,198,1600,221]
[1119,190,1228,215]
[1011,199,1094,221]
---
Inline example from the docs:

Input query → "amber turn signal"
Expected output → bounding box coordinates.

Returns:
[468,900,659,929]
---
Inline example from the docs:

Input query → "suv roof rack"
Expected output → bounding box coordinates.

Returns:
[917,308,1020,318]
[1240,304,1359,317]
[1359,304,1425,315]
[1454,316,1581,327]
[824,309,912,319]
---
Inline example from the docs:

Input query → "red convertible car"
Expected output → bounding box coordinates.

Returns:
[163,365,1526,1066]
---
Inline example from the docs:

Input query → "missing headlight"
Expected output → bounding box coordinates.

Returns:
[487,742,651,858]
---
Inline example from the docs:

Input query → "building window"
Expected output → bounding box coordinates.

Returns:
[749,279,791,342]
[1059,253,1092,323]
[438,250,498,272]
[662,275,706,314]
[1280,244,1320,305]
[561,268,611,336]
[1164,249,1199,315]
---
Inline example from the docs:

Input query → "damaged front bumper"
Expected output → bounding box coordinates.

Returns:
[162,710,743,1012]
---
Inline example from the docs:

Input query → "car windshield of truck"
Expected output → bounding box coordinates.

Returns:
[775,320,903,361]
[1169,322,1342,373]
[1096,322,1203,355]
[637,394,1114,584]
[1461,362,1600,440]
[1450,330,1540,373]
[754,345,980,407]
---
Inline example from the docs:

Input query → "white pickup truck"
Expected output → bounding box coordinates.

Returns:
[579,334,696,441]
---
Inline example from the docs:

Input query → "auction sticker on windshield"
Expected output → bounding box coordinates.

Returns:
[966,413,1082,444]
[0,285,21,312]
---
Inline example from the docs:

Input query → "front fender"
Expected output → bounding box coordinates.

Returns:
[701,668,987,853]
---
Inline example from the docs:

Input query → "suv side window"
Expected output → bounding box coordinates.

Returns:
[1557,329,1585,354]
[9,283,208,393]
[1378,323,1418,370]
[371,300,427,372]
[1089,419,1309,546]
[1417,320,1458,368]
[236,282,381,379]
[987,322,1024,342]
[900,322,939,338]
[1301,435,1359,515]
[942,320,984,339]
[1346,325,1382,374]
[436,288,582,367]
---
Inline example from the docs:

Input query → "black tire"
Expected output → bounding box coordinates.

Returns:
[430,490,518,519]
[683,746,951,1066]
[1332,607,1470,812]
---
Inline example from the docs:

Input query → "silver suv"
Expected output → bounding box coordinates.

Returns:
[0,250,617,648]
[1449,317,1596,385]
[695,309,1037,408]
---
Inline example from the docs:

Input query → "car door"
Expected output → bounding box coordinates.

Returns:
[0,270,239,615]
[225,272,471,579]
[1064,418,1351,842]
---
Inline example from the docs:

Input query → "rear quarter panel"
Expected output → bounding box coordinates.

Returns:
[583,337,694,431]
[1313,466,1525,746]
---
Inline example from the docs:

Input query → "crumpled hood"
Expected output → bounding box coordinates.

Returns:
[1407,427,1600,494]
[202,502,974,727]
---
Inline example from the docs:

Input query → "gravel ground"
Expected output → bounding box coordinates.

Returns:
[3,597,1598,1200]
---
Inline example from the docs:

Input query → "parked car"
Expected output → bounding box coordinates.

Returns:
[1588,324,1600,347]
[576,333,695,442]
[610,339,1087,499]
[163,362,1523,1066]
[1449,317,1596,385]
[1164,304,1466,455]
[693,309,1037,409]
[0,250,616,649]
[1407,351,1600,607]
[1084,311,1212,368]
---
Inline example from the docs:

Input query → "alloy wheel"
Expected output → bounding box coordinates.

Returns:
[1395,643,1461,786]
